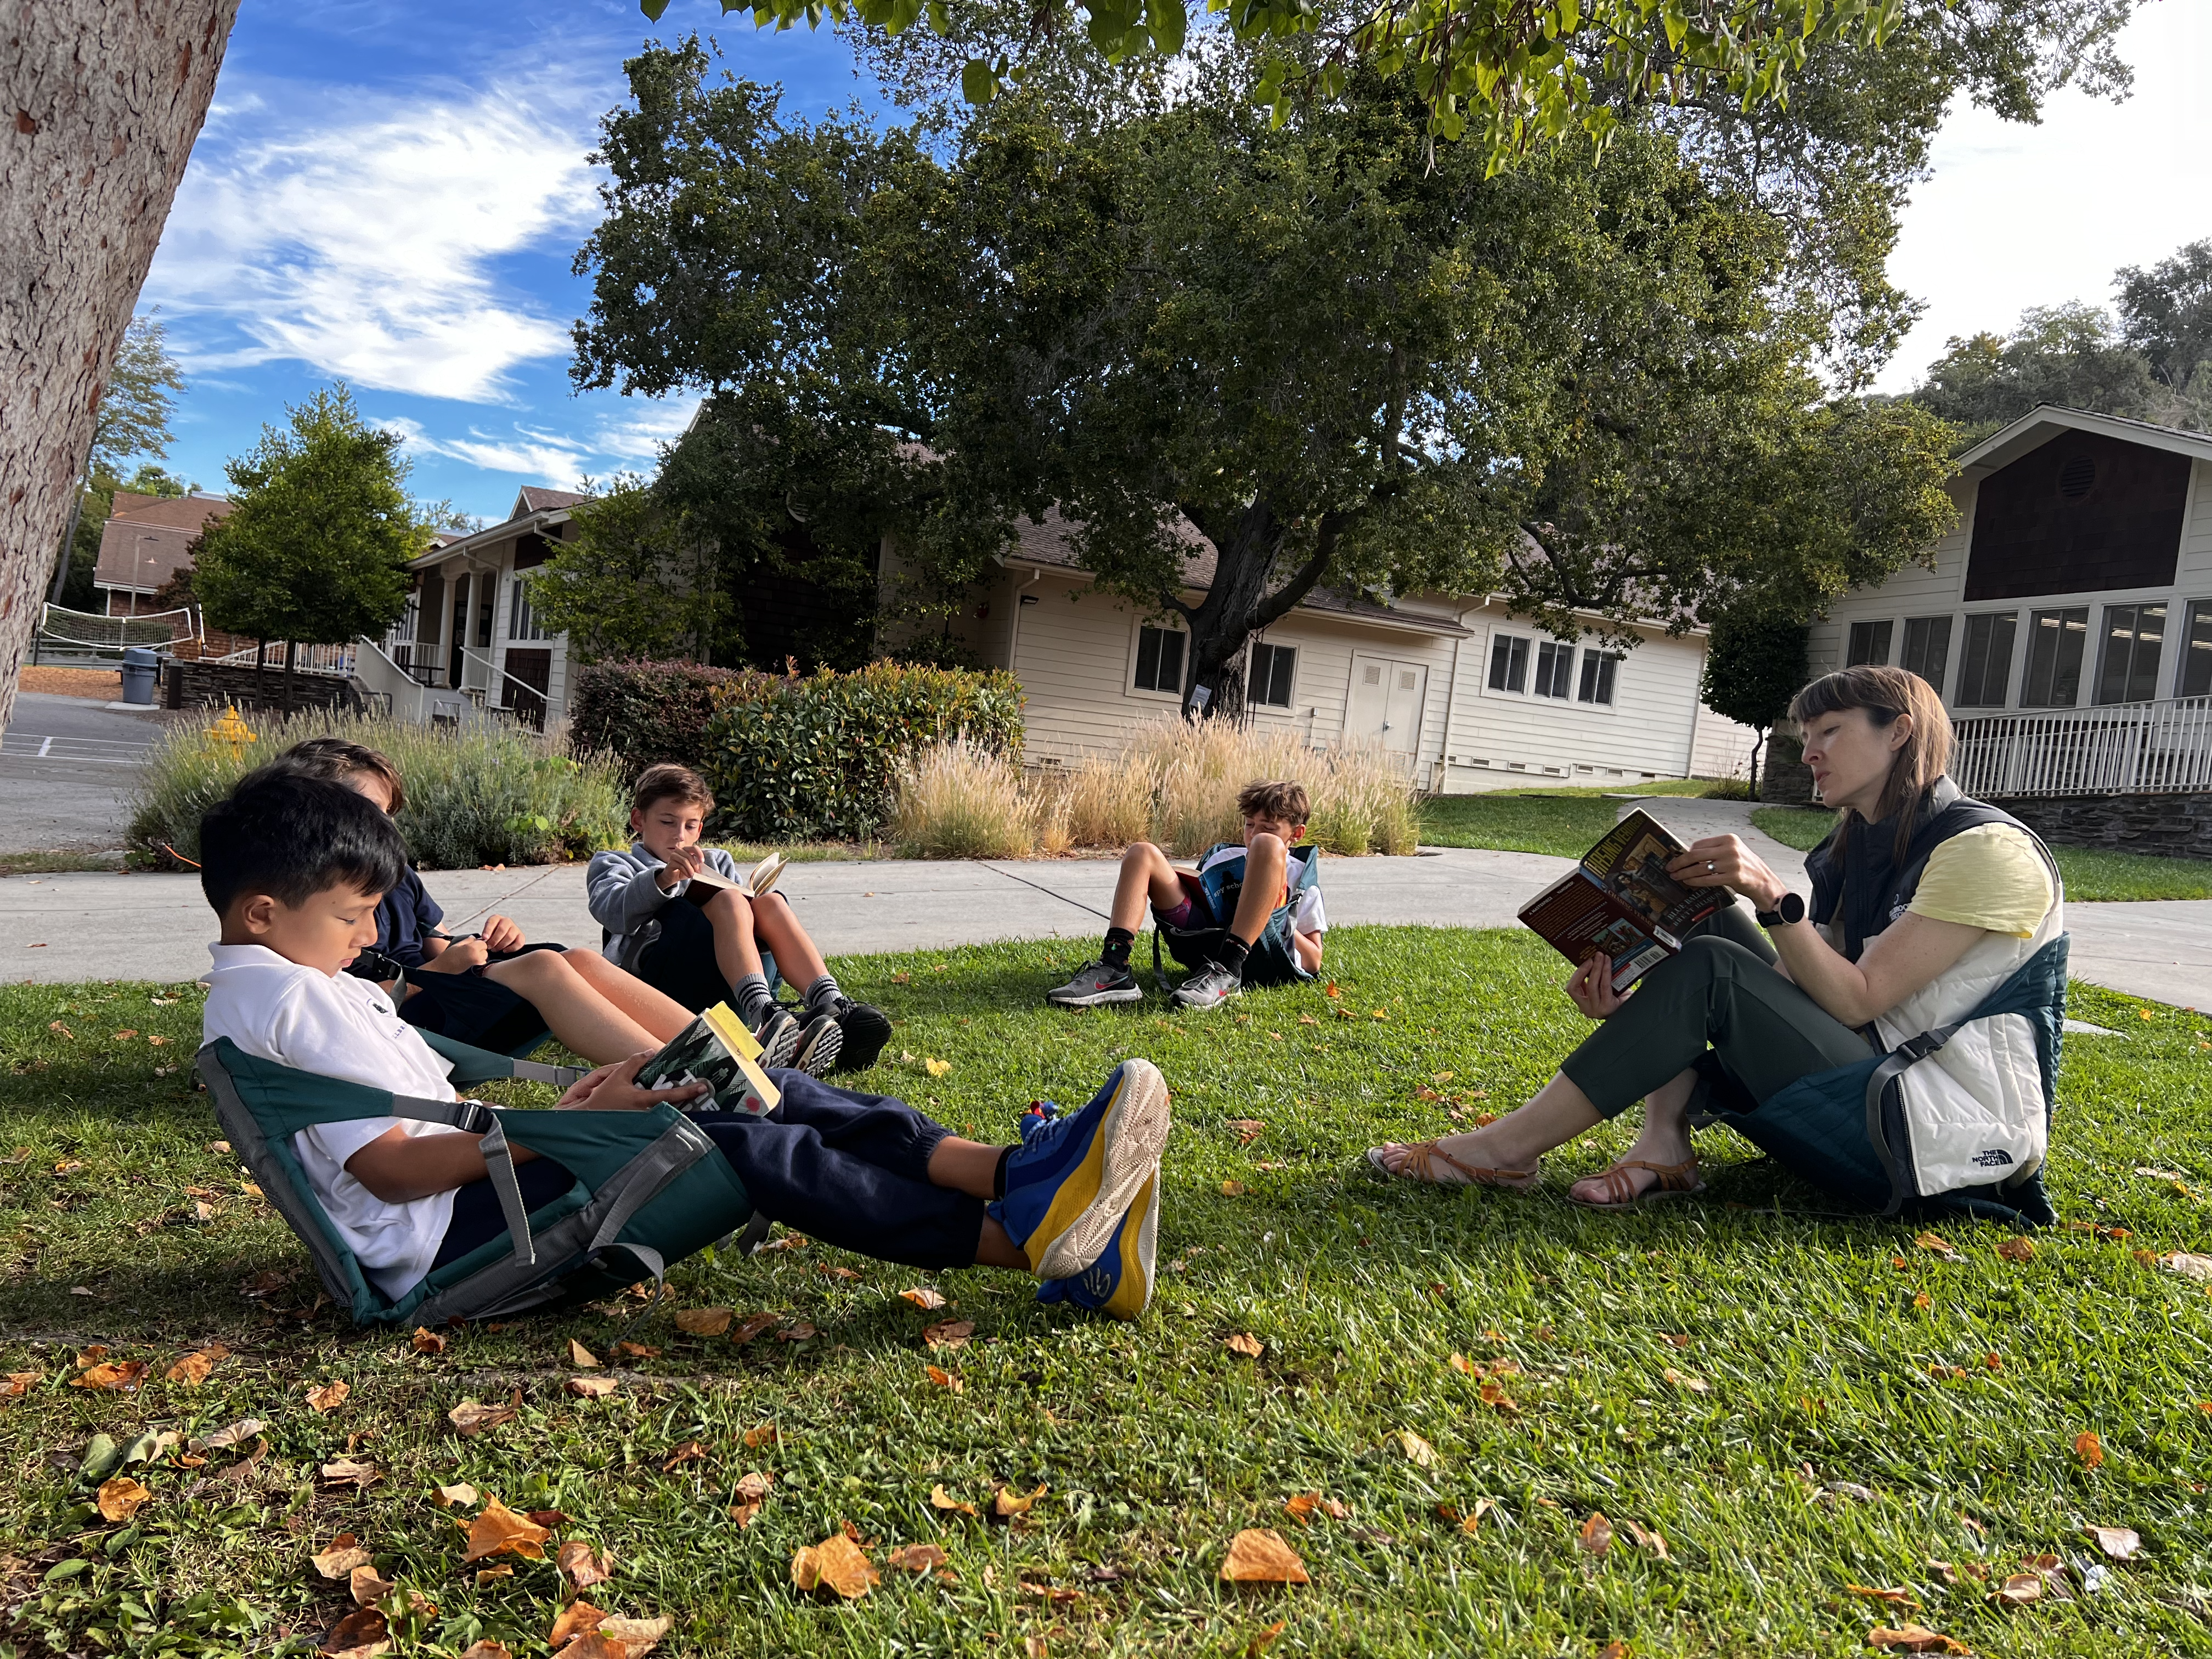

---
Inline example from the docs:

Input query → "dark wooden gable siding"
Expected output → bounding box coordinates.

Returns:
[1963,429,2191,601]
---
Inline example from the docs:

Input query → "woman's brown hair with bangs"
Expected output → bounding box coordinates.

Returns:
[1788,665,1954,859]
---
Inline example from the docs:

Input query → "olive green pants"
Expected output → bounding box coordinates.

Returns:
[1558,900,1874,1120]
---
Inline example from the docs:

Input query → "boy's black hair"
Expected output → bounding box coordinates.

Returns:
[199,766,410,917]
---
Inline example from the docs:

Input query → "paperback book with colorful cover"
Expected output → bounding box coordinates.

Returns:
[632,1002,782,1116]
[1517,810,1727,993]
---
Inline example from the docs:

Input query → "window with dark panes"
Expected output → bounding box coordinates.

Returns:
[1249,642,1296,707]
[1133,624,1185,693]
[2021,607,2089,707]
[1487,633,1528,693]
[1577,649,1620,705]
[1846,619,1894,668]
[1900,616,1952,694]
[1533,640,1575,699]
[2095,602,2167,704]
[1955,612,2018,707]
[2181,601,2212,699]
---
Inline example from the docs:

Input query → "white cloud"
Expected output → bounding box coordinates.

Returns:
[146,75,602,402]
[380,395,701,486]
[1876,5,2212,392]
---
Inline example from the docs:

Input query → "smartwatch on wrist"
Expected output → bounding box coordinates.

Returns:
[1755,892,1805,929]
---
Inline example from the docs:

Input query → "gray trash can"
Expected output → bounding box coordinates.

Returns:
[120,646,160,706]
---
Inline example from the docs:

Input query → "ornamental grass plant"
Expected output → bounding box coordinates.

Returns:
[128,711,629,870]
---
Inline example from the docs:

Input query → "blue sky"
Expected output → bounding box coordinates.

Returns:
[138,3,2207,521]
[141,1,883,523]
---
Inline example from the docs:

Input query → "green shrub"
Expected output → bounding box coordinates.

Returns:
[567,659,772,777]
[129,712,630,871]
[703,661,1025,841]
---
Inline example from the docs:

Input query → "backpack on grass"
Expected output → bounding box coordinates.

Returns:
[1154,842,1322,990]
[196,1031,763,1327]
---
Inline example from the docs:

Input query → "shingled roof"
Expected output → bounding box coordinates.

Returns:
[91,493,234,596]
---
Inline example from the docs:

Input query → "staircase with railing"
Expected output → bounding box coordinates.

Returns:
[1951,694,2212,797]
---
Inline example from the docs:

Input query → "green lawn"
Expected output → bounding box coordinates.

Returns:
[1420,780,1746,860]
[3,929,2209,1656]
[1752,808,2212,903]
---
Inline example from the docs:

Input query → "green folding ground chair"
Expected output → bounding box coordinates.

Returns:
[197,1032,764,1327]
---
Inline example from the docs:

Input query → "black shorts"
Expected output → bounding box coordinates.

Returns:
[397,950,557,1056]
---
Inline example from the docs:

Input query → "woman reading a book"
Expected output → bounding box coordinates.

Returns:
[1371,667,2063,1220]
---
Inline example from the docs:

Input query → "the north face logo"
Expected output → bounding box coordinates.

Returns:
[1971,1148,2015,1167]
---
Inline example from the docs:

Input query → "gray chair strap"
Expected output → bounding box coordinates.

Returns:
[512,1058,588,1088]
[387,1094,534,1266]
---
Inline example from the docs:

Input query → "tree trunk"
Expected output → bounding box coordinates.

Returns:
[1176,497,1346,723]
[1747,731,1764,801]
[0,1,239,731]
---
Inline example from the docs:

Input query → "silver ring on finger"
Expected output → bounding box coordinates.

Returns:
[1706,861,1716,872]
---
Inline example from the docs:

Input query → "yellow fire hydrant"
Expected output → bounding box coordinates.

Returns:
[205,704,257,762]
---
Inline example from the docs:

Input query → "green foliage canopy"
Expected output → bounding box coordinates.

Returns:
[191,385,425,647]
[1700,610,1810,791]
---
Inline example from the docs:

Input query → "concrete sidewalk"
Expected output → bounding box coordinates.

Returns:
[2,834,2207,1008]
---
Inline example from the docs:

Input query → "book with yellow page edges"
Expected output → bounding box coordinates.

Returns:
[631,1001,782,1115]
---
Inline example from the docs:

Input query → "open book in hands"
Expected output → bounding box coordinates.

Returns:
[631,1002,783,1116]
[682,850,788,900]
[1517,809,1726,994]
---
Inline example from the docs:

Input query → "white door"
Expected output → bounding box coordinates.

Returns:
[1346,654,1427,755]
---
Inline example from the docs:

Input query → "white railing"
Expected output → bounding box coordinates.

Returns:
[1952,695,2212,797]
[199,640,357,676]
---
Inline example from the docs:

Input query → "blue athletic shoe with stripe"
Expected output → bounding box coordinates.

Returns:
[1035,1170,1158,1321]
[987,1059,1170,1280]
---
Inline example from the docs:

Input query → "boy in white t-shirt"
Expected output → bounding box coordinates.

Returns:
[198,769,1172,1317]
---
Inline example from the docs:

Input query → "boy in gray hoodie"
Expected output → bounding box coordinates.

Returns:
[588,763,891,1074]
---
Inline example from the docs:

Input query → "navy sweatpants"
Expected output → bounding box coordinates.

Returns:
[431,1069,983,1273]
[634,892,778,1015]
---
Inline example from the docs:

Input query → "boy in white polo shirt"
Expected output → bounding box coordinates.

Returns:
[198,769,1172,1317]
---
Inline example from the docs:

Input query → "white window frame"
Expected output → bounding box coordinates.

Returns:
[1126,616,1188,702]
[1247,639,1297,709]
[1575,647,1622,709]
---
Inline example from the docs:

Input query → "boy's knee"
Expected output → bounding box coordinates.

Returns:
[1246,831,1286,862]
[704,888,749,922]
[1122,841,1164,867]
[512,949,575,984]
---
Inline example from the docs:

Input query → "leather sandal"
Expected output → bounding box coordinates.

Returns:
[1566,1155,1703,1210]
[1365,1141,1542,1192]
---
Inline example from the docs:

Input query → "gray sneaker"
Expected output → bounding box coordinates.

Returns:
[752,1008,803,1069]
[1046,960,1143,1008]
[1170,963,1242,1011]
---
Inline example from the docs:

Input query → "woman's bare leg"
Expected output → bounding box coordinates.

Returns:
[1370,1071,1604,1184]
[483,950,659,1065]
[563,950,693,1043]
[1565,1068,1699,1204]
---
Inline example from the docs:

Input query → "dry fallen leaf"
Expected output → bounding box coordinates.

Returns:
[1914,1231,1957,1256]
[887,1542,949,1571]
[313,1536,376,1578]
[924,1364,964,1392]
[306,1379,351,1413]
[567,1375,620,1399]
[674,1306,734,1335]
[730,1469,774,1527]
[1477,1379,1519,1413]
[930,1484,978,1517]
[1618,1516,1668,1560]
[730,1312,780,1345]
[613,1341,661,1359]
[2074,1430,2105,1470]
[567,1339,602,1369]
[900,1286,948,1310]
[776,1322,817,1342]
[1225,1333,1264,1358]
[69,1361,147,1392]
[1578,1513,1614,1558]
[1996,1236,2035,1263]
[1221,1528,1308,1585]
[1456,1498,1499,1536]
[318,1606,391,1659]
[1221,1180,1248,1197]
[742,1423,779,1449]
[1849,1584,1920,1606]
[447,1392,520,1436]
[166,1350,216,1385]
[432,1482,478,1509]
[410,1327,448,1355]
[924,1318,975,1348]
[557,1539,614,1589]
[548,1601,604,1645]
[458,1642,514,1659]
[2085,1525,2141,1560]
[1662,1366,1711,1395]
[551,1635,625,1659]
[2163,1252,2212,1282]
[995,1482,1048,1517]
[463,1495,552,1563]
[1867,1624,1969,1654]
[1396,1430,1437,1466]
[1230,1120,1266,1145]
[662,1438,709,1472]
[792,1533,879,1598]
[348,1565,396,1607]
[320,1457,382,1489]
[924,1057,951,1077]
[0,1370,40,1398]
[1988,1572,2044,1607]
[96,1476,151,1522]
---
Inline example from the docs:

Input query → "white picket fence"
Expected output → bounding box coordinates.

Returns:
[199,640,357,676]
[1951,695,2212,797]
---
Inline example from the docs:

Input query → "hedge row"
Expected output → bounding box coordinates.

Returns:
[571,659,1025,842]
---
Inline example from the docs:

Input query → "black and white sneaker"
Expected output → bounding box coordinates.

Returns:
[827,998,892,1073]
[1046,960,1144,1008]
[752,1008,803,1070]
[791,1012,844,1077]
[1170,963,1242,1011]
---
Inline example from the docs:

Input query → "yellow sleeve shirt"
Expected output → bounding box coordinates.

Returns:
[1907,824,2055,937]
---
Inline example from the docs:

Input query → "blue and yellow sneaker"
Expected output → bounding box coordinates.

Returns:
[1035,1172,1158,1321]
[987,1059,1170,1280]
